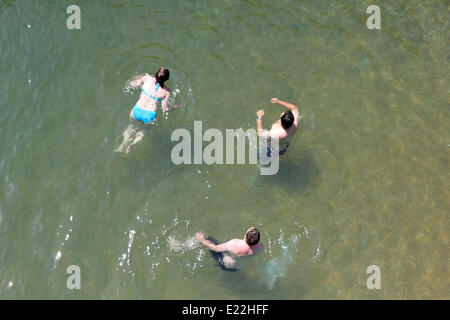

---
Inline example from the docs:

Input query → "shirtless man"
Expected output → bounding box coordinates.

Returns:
[195,227,264,271]
[256,98,301,156]
[115,66,181,153]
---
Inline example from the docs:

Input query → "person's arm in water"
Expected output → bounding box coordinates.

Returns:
[128,73,150,89]
[256,110,271,138]
[196,232,235,253]
[161,89,182,113]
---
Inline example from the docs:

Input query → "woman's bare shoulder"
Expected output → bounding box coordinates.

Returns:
[162,86,171,95]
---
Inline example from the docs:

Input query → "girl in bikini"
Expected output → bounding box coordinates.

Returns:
[115,67,181,154]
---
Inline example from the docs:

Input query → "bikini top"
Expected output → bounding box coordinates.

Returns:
[141,82,162,102]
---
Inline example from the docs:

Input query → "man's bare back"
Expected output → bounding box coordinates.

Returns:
[196,227,264,270]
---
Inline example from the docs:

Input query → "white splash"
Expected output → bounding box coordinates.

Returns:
[312,244,321,263]
[167,235,200,255]
[261,237,295,289]
[126,230,136,267]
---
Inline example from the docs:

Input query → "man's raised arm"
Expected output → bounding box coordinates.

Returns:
[256,109,271,138]
[271,97,298,112]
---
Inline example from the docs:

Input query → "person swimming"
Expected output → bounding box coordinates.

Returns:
[115,66,181,154]
[256,98,301,157]
[195,227,264,271]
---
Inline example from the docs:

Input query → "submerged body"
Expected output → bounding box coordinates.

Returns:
[218,242,263,270]
[196,228,264,271]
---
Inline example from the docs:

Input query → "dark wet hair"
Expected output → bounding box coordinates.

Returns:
[245,228,260,246]
[155,67,170,87]
[280,110,294,129]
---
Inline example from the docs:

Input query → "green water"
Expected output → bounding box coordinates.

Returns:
[0,0,448,299]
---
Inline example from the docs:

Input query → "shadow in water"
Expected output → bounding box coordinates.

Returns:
[215,264,307,300]
[253,149,320,196]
